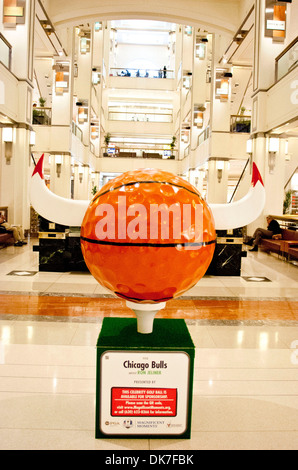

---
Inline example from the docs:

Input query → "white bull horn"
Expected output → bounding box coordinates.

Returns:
[30,155,265,231]
[209,162,265,230]
[30,154,90,227]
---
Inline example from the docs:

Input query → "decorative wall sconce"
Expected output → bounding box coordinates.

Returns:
[78,107,88,124]
[3,0,25,28]
[55,155,62,178]
[30,130,36,146]
[265,0,287,42]
[80,34,91,54]
[269,137,279,152]
[216,160,225,183]
[285,139,291,161]
[195,36,208,59]
[182,75,191,90]
[3,126,12,142]
[94,22,102,32]
[195,43,206,59]
[246,139,253,155]
[194,108,204,128]
[215,69,232,102]
[206,66,212,84]
[268,137,279,174]
[53,63,70,95]
[184,26,192,36]
[76,99,89,125]
[78,166,84,183]
[92,67,101,85]
[181,130,189,143]
[90,125,99,140]
[3,127,13,164]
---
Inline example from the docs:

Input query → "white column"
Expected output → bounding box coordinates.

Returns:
[246,0,290,235]
[247,135,285,236]
[73,165,90,200]
[0,127,31,229]
[49,154,72,198]
[207,159,229,204]
[51,59,72,127]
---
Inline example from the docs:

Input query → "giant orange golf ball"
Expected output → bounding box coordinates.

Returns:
[80,169,216,303]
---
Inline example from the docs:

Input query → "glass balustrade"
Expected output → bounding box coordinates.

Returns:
[108,111,173,123]
[102,146,177,159]
[0,33,11,70]
[275,37,298,82]
[109,67,174,79]
[230,115,251,133]
[32,107,52,125]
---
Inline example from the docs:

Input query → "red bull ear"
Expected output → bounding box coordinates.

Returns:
[32,154,45,179]
[209,163,265,230]
[252,162,264,187]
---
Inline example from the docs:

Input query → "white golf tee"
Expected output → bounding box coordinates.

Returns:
[126,301,166,334]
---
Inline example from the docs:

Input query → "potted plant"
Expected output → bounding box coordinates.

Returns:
[103,133,111,156]
[92,185,98,196]
[283,190,293,214]
[170,136,177,159]
[104,132,111,147]
[39,96,46,107]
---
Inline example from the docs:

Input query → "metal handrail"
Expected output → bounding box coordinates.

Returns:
[284,166,298,190]
[0,33,12,70]
[229,158,250,203]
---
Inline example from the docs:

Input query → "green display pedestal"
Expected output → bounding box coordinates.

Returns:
[96,318,195,439]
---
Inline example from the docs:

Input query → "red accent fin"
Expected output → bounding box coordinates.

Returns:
[32,154,45,179]
[252,162,264,187]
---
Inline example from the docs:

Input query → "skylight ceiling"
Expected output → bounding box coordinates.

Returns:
[116,30,170,46]
[111,19,176,46]
[111,20,176,31]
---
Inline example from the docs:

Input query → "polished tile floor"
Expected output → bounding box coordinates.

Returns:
[0,240,297,450]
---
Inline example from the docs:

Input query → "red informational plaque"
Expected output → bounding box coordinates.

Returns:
[111,387,177,417]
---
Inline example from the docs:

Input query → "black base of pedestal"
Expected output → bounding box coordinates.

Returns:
[207,243,243,276]
[38,238,88,272]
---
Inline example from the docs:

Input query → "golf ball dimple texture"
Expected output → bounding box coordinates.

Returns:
[80,169,216,303]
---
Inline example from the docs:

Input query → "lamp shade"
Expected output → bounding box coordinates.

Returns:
[30,131,36,146]
[269,137,279,152]
[3,127,13,142]
[246,139,253,154]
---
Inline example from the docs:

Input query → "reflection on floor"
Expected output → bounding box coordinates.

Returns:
[0,241,297,450]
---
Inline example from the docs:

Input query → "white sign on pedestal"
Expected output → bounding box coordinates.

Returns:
[99,351,191,436]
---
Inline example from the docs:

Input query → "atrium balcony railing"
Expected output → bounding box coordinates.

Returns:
[230,114,251,133]
[108,111,173,123]
[0,33,12,70]
[109,67,175,79]
[275,36,298,82]
[32,107,52,125]
[102,146,177,160]
[71,121,83,142]
[196,126,210,148]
